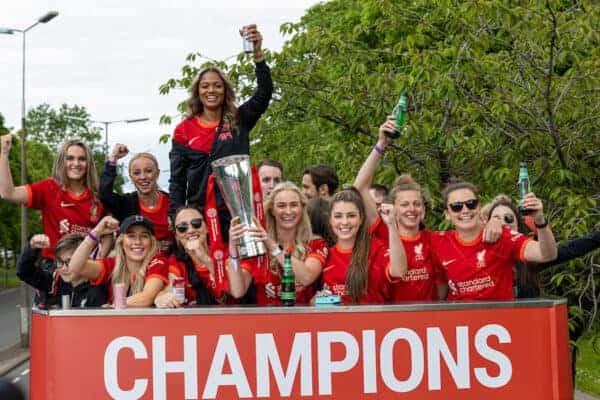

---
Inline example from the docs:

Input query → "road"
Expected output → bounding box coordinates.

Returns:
[0,288,22,352]
[3,360,29,399]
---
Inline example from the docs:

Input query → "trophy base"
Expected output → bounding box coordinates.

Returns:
[239,237,266,259]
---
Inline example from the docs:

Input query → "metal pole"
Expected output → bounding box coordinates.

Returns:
[19,30,31,349]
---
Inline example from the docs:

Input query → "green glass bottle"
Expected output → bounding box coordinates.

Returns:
[387,92,408,139]
[518,162,533,216]
[280,252,296,306]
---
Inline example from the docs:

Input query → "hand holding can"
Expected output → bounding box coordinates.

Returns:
[241,25,254,53]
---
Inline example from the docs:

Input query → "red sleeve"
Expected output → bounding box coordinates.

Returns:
[369,216,390,243]
[306,238,328,265]
[24,178,52,209]
[167,255,184,277]
[504,228,533,262]
[172,120,188,145]
[90,258,115,286]
[145,255,169,285]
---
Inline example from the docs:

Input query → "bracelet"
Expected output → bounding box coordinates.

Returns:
[228,257,240,271]
[374,145,385,155]
[534,219,549,229]
[86,231,99,243]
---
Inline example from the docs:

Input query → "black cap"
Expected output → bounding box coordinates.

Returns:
[118,215,154,236]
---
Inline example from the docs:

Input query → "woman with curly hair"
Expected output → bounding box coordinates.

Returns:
[168,24,272,243]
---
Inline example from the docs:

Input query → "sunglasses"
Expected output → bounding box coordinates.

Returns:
[448,198,479,213]
[175,218,203,234]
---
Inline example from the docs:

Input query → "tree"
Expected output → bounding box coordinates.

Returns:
[159,0,600,337]
[26,103,102,153]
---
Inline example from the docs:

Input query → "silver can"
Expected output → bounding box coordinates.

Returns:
[242,26,254,54]
[61,294,71,310]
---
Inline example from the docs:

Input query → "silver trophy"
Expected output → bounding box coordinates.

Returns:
[211,155,266,259]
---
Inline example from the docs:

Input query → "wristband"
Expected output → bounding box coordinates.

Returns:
[534,218,549,229]
[87,231,99,243]
[271,245,283,258]
[374,145,385,155]
[228,257,240,271]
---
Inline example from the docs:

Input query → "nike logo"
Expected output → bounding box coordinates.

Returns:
[60,202,75,208]
[442,259,456,267]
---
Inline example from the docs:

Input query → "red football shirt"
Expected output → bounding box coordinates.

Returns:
[167,254,227,301]
[240,239,328,305]
[139,193,173,253]
[173,117,235,153]
[430,227,532,300]
[370,217,438,301]
[322,238,390,304]
[90,254,168,302]
[25,178,105,259]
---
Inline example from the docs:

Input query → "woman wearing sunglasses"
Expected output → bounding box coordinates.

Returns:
[68,215,168,307]
[226,182,328,304]
[431,181,557,300]
[154,207,226,308]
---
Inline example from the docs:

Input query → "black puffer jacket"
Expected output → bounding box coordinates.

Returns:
[168,60,272,230]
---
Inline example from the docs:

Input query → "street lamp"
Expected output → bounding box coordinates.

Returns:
[65,116,150,155]
[1,10,59,348]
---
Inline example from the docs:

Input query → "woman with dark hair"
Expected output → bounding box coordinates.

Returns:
[486,195,600,298]
[321,187,407,304]
[100,145,173,253]
[168,24,272,242]
[431,181,557,300]
[154,206,222,308]
[307,197,334,246]
[1,135,107,306]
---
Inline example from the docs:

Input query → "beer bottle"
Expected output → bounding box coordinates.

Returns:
[280,252,296,306]
[387,92,408,139]
[518,162,533,216]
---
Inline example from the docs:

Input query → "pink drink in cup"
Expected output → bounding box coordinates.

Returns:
[113,283,128,309]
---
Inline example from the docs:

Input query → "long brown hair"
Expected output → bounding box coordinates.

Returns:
[186,67,238,127]
[111,230,159,295]
[330,187,370,303]
[53,139,99,195]
[264,181,312,274]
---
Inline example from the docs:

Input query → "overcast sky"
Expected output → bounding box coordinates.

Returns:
[0,0,321,189]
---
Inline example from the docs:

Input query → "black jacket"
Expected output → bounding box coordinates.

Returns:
[168,60,272,221]
[16,244,107,308]
[517,230,600,298]
[99,162,169,221]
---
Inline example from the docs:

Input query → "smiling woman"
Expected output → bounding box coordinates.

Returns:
[0,135,107,306]
[168,24,273,243]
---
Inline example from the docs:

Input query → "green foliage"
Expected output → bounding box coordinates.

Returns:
[26,103,102,153]
[159,1,600,337]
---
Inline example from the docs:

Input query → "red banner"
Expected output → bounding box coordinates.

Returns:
[30,301,572,399]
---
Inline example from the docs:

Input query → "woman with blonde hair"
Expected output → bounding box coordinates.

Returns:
[100,144,173,253]
[227,181,327,304]
[68,215,168,307]
[1,136,106,306]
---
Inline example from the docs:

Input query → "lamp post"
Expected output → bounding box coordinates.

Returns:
[65,116,150,155]
[1,10,59,348]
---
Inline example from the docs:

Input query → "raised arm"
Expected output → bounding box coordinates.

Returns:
[0,134,28,204]
[16,234,53,292]
[353,117,393,227]
[381,204,408,278]
[69,216,119,280]
[99,144,129,219]
[226,217,254,298]
[522,193,558,263]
